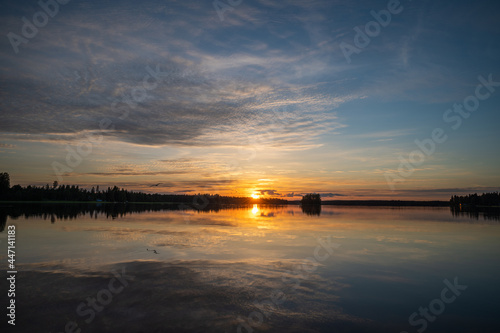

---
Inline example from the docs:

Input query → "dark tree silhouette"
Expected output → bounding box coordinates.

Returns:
[301,193,321,205]
[0,172,10,190]
[0,172,10,200]
[450,192,500,208]
[0,172,288,205]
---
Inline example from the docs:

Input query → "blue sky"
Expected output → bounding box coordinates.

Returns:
[0,0,499,199]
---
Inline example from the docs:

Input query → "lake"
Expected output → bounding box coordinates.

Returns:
[1,203,499,332]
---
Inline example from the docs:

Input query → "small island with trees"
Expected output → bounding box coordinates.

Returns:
[300,193,321,205]
[300,193,322,216]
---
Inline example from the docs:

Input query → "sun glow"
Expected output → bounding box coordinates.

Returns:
[251,193,260,199]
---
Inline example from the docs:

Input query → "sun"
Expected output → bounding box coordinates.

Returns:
[251,193,260,199]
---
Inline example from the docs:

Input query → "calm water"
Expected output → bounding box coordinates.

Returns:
[1,204,499,332]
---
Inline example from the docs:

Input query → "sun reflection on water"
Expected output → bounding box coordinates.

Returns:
[252,204,260,215]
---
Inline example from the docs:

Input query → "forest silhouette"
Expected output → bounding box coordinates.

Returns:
[0,172,287,204]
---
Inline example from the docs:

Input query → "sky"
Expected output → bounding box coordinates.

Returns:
[0,0,499,200]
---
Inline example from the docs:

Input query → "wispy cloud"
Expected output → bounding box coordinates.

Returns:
[1,0,499,196]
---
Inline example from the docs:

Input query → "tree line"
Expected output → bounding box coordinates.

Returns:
[0,172,288,204]
[450,192,500,208]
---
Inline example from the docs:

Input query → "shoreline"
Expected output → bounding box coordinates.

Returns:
[1,200,450,206]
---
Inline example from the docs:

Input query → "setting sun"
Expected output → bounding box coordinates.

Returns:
[251,193,260,199]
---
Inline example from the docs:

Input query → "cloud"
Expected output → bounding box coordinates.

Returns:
[319,187,500,200]
[2,0,499,197]
[320,193,346,198]
[259,189,281,196]
[0,0,355,151]
[83,171,188,177]
[0,54,346,148]
[158,158,226,172]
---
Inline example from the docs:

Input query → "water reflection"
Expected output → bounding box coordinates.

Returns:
[0,202,266,225]
[251,204,259,215]
[301,204,321,216]
[450,206,500,221]
[0,210,5,232]
[1,202,499,227]
[1,204,500,332]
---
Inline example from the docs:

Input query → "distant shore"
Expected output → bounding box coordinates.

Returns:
[2,200,499,208]
[315,200,450,207]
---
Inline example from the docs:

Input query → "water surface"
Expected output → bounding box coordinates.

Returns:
[1,204,499,332]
